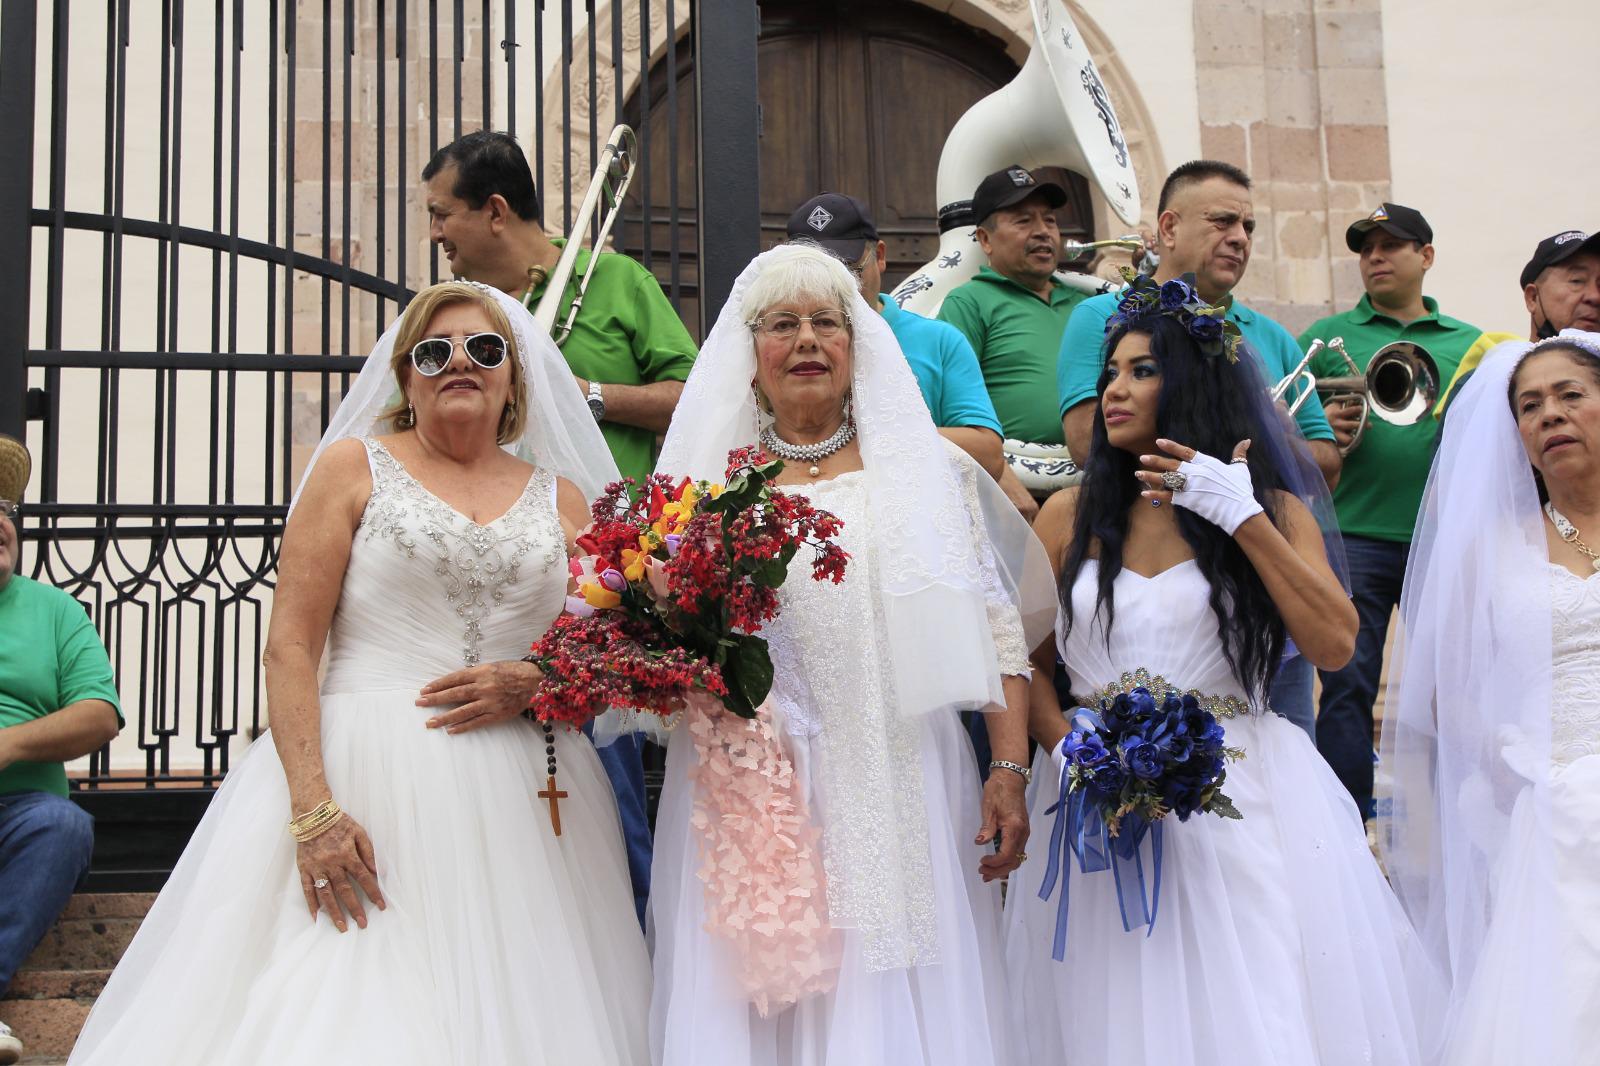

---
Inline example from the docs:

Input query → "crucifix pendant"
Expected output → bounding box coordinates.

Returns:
[538,773,568,836]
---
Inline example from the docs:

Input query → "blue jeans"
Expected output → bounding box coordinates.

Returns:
[0,791,94,997]
[1315,535,1409,820]
[1270,651,1317,742]
[589,731,652,928]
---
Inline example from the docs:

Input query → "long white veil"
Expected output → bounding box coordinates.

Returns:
[656,244,1056,718]
[290,281,619,511]
[1379,331,1600,1060]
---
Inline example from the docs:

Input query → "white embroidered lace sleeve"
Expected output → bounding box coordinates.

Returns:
[946,440,1031,678]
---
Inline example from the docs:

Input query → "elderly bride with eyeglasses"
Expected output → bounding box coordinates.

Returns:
[646,243,1053,1066]
[68,281,650,1065]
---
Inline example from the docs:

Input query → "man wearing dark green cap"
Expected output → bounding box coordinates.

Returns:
[1298,204,1491,820]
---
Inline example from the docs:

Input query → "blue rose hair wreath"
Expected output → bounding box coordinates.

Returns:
[1105,268,1243,364]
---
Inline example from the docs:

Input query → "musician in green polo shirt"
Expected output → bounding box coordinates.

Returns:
[1299,203,1491,821]
[938,165,1093,520]
[422,130,697,489]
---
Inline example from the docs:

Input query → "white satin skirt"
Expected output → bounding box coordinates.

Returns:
[67,691,651,1066]
[1003,711,1431,1066]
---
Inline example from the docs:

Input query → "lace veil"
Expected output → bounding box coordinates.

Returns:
[1379,329,1600,1059]
[290,281,620,511]
[656,244,1056,719]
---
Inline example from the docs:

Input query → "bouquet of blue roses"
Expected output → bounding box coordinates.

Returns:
[1036,686,1243,961]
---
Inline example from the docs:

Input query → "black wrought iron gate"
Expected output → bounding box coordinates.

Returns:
[0,0,758,889]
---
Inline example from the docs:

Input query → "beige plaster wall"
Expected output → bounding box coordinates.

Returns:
[1382,0,1600,335]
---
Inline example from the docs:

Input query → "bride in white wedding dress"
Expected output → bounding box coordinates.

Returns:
[67,283,650,1066]
[1382,331,1600,1065]
[1003,281,1430,1065]
[646,245,1054,1066]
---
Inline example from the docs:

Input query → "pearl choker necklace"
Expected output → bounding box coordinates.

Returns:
[761,418,857,477]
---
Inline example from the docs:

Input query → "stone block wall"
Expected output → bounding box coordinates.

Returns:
[1193,0,1392,335]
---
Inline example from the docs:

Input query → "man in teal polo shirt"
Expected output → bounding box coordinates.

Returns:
[785,192,1003,479]
[939,165,1091,519]
[423,130,694,925]
[1055,160,1340,741]
[0,436,122,1063]
[1057,160,1340,484]
[1300,203,1490,820]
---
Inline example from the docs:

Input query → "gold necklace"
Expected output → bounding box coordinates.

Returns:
[1544,500,1600,571]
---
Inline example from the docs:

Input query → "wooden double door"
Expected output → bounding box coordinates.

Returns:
[620,0,1094,334]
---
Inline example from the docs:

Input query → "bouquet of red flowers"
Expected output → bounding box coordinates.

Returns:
[527,446,849,726]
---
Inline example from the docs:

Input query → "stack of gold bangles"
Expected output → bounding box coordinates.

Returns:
[288,799,344,843]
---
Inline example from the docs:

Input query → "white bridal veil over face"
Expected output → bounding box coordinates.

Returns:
[1380,329,1600,1060]
[291,281,620,511]
[657,243,1056,717]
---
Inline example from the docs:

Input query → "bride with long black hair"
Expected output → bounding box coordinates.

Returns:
[1003,276,1431,1064]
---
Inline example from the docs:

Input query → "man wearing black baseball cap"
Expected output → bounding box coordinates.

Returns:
[1520,230,1600,338]
[1434,228,1600,415]
[785,193,1003,478]
[936,165,1083,520]
[1298,203,1499,821]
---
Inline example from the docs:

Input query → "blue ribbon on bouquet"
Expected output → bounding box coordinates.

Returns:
[1037,712,1166,962]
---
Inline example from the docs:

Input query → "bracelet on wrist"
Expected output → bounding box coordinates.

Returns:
[989,759,1031,784]
[288,798,344,843]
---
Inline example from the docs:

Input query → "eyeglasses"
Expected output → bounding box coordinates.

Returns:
[0,500,17,519]
[409,332,509,377]
[748,309,851,341]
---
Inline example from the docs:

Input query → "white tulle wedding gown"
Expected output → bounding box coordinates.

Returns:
[1003,560,1428,1065]
[68,439,650,1066]
[1437,563,1600,1064]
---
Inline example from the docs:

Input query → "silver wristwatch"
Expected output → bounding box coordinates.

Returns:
[989,759,1031,783]
[586,380,606,422]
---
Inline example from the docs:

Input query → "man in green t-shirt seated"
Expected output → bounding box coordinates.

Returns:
[421,130,698,926]
[937,165,1091,521]
[1298,204,1492,821]
[0,436,122,1064]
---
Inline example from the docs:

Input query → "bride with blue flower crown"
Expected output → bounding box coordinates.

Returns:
[1002,276,1432,1064]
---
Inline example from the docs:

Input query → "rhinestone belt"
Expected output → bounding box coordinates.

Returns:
[1081,667,1251,720]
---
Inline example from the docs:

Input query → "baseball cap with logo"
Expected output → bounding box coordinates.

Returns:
[1520,229,1600,288]
[971,165,1067,228]
[1344,202,1433,253]
[785,193,879,262]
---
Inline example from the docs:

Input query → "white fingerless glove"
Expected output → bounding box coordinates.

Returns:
[1171,451,1263,535]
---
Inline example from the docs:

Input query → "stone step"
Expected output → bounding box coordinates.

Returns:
[0,894,154,1064]
[14,894,153,973]
[0,987,95,1063]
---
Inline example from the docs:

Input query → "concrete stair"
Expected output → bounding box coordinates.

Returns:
[0,893,153,1065]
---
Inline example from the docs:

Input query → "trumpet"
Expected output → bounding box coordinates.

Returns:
[532,124,639,347]
[1270,337,1440,454]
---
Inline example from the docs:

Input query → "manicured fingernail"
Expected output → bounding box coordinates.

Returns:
[425,719,439,728]
[1139,455,1153,463]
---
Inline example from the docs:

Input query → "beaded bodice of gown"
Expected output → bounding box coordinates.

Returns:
[319,438,567,696]
[1057,560,1259,715]
[1549,565,1600,766]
